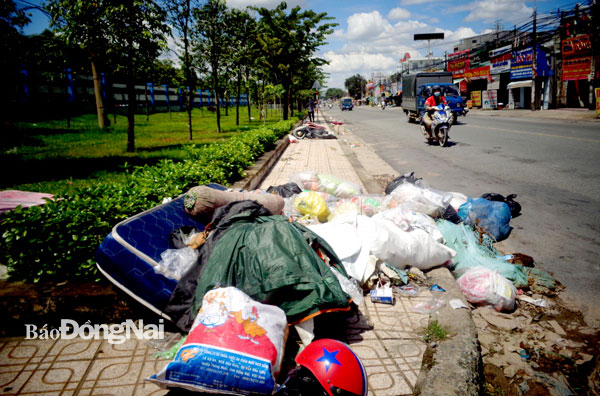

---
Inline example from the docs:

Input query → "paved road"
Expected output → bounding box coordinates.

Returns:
[326,105,600,326]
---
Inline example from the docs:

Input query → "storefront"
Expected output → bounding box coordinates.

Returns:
[509,46,553,109]
[561,34,593,108]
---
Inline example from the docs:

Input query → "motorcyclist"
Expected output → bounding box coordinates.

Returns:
[423,85,447,132]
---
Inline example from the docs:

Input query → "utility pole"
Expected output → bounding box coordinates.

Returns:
[531,3,537,111]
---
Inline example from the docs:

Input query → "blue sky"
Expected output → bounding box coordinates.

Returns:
[21,0,571,89]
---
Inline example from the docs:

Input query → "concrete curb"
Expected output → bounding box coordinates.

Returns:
[414,268,483,396]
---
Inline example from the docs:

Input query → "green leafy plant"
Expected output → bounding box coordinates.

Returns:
[0,119,296,283]
[423,320,449,343]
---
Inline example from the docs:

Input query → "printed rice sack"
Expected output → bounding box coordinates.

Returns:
[149,287,288,394]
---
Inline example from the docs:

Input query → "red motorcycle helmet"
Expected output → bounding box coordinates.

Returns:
[295,338,368,396]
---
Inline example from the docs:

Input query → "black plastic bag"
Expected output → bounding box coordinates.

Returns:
[481,193,522,217]
[267,182,303,198]
[442,205,462,224]
[384,171,423,195]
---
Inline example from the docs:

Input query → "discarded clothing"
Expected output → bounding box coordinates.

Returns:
[164,201,352,331]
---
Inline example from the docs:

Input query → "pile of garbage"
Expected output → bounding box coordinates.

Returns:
[146,170,598,395]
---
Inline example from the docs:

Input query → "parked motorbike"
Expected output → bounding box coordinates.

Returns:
[421,104,451,147]
[293,122,331,139]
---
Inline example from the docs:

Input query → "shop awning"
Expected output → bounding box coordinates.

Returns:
[507,80,533,89]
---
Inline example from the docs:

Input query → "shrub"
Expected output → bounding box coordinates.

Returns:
[0,119,296,283]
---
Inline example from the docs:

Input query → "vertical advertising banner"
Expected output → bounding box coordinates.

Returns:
[595,88,600,114]
[510,48,533,80]
[448,49,471,78]
[471,91,482,107]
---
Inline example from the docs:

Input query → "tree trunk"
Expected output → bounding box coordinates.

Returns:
[90,58,106,128]
[246,68,251,122]
[182,4,193,141]
[212,65,221,133]
[236,67,241,126]
[282,84,289,120]
[126,75,136,152]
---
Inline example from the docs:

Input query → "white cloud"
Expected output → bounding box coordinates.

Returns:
[322,51,398,74]
[387,7,411,20]
[225,0,306,9]
[346,11,391,41]
[463,0,532,23]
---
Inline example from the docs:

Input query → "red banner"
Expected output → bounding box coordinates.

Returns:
[464,65,490,79]
[562,56,591,81]
[448,49,470,78]
[562,35,591,58]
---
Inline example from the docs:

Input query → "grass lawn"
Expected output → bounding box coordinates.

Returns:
[1,107,285,194]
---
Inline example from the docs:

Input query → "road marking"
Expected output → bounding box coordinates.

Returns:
[466,124,600,143]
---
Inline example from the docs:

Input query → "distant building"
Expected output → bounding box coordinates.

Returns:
[453,31,512,52]
[399,56,444,74]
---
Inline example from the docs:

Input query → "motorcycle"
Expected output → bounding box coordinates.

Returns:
[292,122,331,139]
[421,104,451,147]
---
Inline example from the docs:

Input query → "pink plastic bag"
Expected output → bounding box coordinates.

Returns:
[456,266,517,312]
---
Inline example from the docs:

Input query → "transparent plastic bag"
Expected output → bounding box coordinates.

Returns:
[155,247,199,280]
[385,183,452,217]
[331,267,364,306]
[290,171,320,191]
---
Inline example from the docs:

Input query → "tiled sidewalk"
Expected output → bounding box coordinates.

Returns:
[0,337,169,395]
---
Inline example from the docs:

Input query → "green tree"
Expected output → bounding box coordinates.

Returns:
[193,0,232,133]
[253,2,337,120]
[344,74,366,99]
[47,0,167,151]
[325,88,345,99]
[46,0,111,128]
[228,8,257,125]
[165,0,200,140]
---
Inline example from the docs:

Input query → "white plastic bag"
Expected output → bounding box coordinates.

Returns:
[385,183,452,217]
[456,266,517,312]
[149,287,288,395]
[155,247,198,280]
[449,192,468,212]
[354,215,455,271]
[308,222,373,284]
[375,205,444,243]
[322,214,455,271]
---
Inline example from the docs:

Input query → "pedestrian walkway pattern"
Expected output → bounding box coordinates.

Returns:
[0,338,169,395]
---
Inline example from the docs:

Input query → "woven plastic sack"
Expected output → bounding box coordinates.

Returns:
[457,198,512,241]
[149,287,287,395]
[457,266,517,311]
[436,220,528,287]
[294,191,330,222]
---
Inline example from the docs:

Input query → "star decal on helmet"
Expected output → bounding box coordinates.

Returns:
[316,348,342,372]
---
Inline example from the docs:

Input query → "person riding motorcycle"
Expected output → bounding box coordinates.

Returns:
[423,85,447,133]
